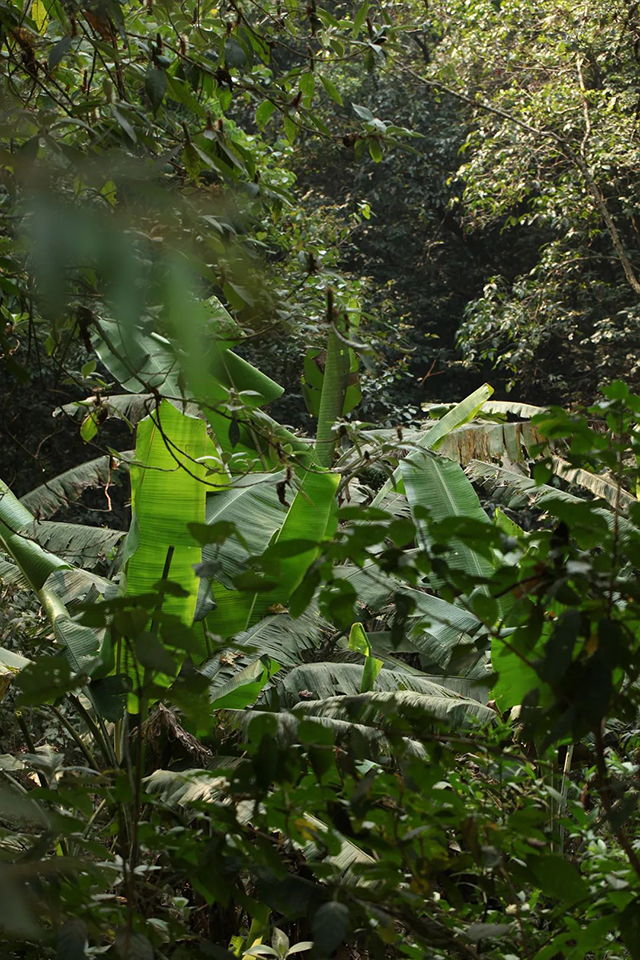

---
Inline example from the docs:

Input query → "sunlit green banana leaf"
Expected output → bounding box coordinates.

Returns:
[0,480,70,590]
[314,328,352,468]
[126,400,208,629]
[371,383,493,508]
[206,469,339,640]
[400,456,493,583]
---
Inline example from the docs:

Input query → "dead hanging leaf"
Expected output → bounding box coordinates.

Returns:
[267,603,288,614]
[220,650,241,665]
[10,28,38,75]
[276,481,289,507]
[135,703,212,772]
[83,10,117,43]
[313,349,327,372]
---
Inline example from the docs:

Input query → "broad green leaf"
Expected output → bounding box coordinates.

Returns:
[126,401,207,633]
[371,384,493,507]
[145,64,167,113]
[352,0,370,35]
[532,855,588,904]
[206,470,339,639]
[0,479,70,590]
[400,456,493,582]
[210,656,280,709]
[494,508,523,538]
[256,100,276,127]
[320,75,343,105]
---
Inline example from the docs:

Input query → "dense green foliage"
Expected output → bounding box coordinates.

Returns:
[2,2,640,959]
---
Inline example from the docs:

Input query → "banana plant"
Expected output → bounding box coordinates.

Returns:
[0,294,538,746]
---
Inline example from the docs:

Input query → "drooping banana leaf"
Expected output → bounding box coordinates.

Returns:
[224,707,425,758]
[467,460,637,537]
[437,420,542,465]
[39,586,102,675]
[144,767,376,885]
[371,383,493,508]
[331,560,483,666]
[0,480,70,590]
[292,687,495,728]
[205,469,339,640]
[20,452,133,520]
[402,587,484,670]
[300,812,376,885]
[202,607,328,690]
[125,400,208,633]
[203,473,288,587]
[26,522,125,569]
[269,662,491,709]
[144,767,231,807]
[0,480,108,681]
[400,456,494,582]
[481,400,546,419]
[551,456,636,509]
[46,566,116,604]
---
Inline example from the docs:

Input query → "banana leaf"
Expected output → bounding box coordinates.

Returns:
[0,480,70,590]
[20,452,133,519]
[400,456,493,582]
[371,383,493,508]
[314,329,351,468]
[205,470,339,640]
[126,400,208,632]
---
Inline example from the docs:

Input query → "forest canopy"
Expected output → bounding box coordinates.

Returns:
[1,2,640,959]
